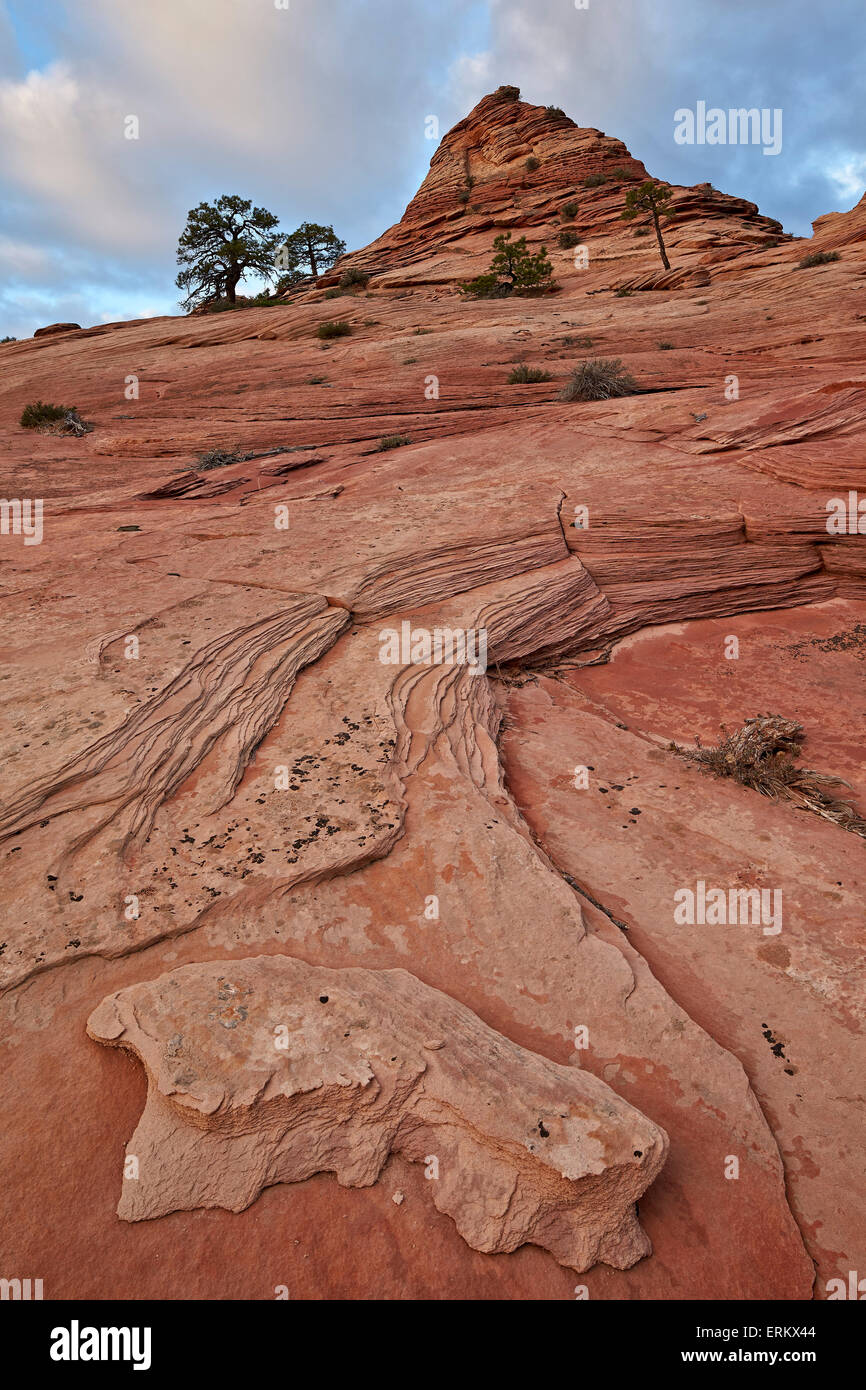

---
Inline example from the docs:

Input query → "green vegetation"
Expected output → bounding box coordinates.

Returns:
[175,195,282,310]
[798,249,841,268]
[545,105,566,119]
[494,85,520,100]
[376,434,411,450]
[621,179,675,269]
[275,221,347,287]
[561,201,579,220]
[582,173,608,188]
[20,400,74,428]
[340,267,370,288]
[558,229,582,249]
[525,156,540,171]
[317,319,352,339]
[459,232,554,298]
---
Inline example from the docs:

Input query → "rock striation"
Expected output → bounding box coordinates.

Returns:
[0,89,864,1300]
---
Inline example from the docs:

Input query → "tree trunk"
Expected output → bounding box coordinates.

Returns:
[651,206,671,271]
[225,268,241,303]
[307,233,319,280]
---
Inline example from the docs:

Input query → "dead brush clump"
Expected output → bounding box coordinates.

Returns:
[670,715,866,837]
[558,357,637,401]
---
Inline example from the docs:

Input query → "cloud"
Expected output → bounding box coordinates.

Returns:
[0,0,480,335]
[0,0,864,337]
[826,156,866,202]
[467,0,866,236]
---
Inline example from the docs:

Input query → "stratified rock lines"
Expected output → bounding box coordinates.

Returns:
[1,87,864,1300]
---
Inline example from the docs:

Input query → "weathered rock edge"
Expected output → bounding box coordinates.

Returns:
[87,954,669,1272]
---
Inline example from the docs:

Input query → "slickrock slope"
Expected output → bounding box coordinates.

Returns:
[0,91,864,1300]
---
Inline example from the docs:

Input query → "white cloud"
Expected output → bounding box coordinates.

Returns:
[826,156,866,202]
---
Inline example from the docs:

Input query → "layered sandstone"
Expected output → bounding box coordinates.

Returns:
[0,90,864,1301]
[87,956,668,1271]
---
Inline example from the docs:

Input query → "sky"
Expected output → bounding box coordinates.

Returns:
[0,0,863,339]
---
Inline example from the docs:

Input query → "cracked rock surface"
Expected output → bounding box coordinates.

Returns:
[0,91,863,1299]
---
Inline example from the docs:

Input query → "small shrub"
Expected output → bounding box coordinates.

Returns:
[634,226,650,236]
[339,267,369,288]
[561,201,579,220]
[323,287,343,299]
[459,232,554,297]
[798,249,840,268]
[545,105,566,119]
[611,165,635,181]
[20,400,74,429]
[558,230,582,249]
[363,318,379,326]
[414,327,431,335]
[376,434,411,451]
[307,376,328,384]
[459,274,511,298]
[658,341,675,350]
[558,358,638,402]
[457,188,471,204]
[508,363,553,384]
[614,286,634,297]
[670,715,866,837]
[317,319,351,339]
[196,448,240,472]
[1,335,17,343]
[403,357,418,364]
[582,172,608,188]
[494,85,520,101]
[525,156,540,171]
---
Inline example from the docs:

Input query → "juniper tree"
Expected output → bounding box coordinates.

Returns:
[621,180,675,270]
[176,195,282,309]
[275,222,347,286]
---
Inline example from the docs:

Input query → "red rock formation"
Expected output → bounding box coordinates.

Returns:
[88,956,668,1271]
[0,89,863,1302]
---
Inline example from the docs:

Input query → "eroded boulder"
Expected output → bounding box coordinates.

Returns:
[87,954,668,1272]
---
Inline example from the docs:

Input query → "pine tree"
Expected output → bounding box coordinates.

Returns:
[275,222,347,286]
[621,181,675,270]
[175,195,282,310]
[460,233,554,297]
